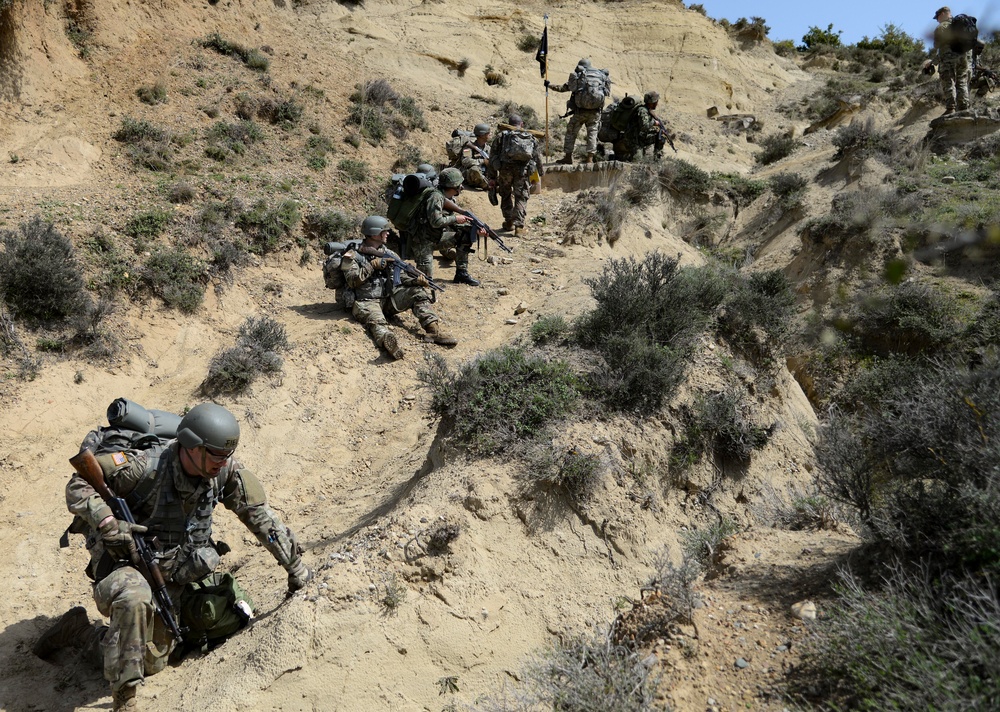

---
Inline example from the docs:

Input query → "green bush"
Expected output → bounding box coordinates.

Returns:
[346,79,427,146]
[136,80,168,105]
[674,387,773,466]
[200,33,269,72]
[754,132,797,165]
[304,210,358,243]
[589,332,690,412]
[113,117,173,171]
[768,172,808,210]
[83,229,140,297]
[846,281,963,357]
[235,199,300,254]
[681,518,739,567]
[200,315,287,396]
[0,218,90,323]
[205,120,264,161]
[524,445,604,502]
[141,247,207,313]
[419,347,581,455]
[773,39,796,56]
[124,209,171,241]
[475,627,658,711]
[657,158,712,194]
[832,116,899,161]
[564,189,628,244]
[713,172,767,207]
[168,182,196,204]
[801,23,843,50]
[337,158,369,183]
[530,314,570,344]
[717,269,795,360]
[516,33,538,52]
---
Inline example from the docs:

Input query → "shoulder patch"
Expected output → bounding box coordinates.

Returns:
[111,452,128,466]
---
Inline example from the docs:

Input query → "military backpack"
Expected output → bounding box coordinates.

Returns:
[179,571,254,650]
[949,14,979,54]
[572,66,611,111]
[499,130,536,163]
[609,95,638,133]
[445,129,474,164]
[386,173,435,232]
[322,240,362,309]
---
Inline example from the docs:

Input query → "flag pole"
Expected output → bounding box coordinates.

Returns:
[543,14,550,175]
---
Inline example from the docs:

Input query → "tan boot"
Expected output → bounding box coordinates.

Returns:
[381,332,405,360]
[33,606,93,659]
[514,226,526,237]
[424,322,458,347]
[113,684,140,712]
[585,153,595,164]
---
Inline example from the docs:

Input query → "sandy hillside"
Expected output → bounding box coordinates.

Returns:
[0,0,885,710]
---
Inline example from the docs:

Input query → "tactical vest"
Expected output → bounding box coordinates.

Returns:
[348,249,395,301]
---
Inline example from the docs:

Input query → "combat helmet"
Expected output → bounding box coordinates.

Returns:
[473,123,491,137]
[177,404,240,453]
[438,167,464,189]
[577,58,592,69]
[507,114,524,127]
[361,215,390,236]
[644,91,660,105]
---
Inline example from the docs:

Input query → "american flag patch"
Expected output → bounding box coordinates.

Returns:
[111,452,128,466]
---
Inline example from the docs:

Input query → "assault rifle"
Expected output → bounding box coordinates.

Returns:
[357,242,446,293]
[69,448,185,644]
[649,111,678,153]
[441,199,513,253]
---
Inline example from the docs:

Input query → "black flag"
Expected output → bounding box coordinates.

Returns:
[535,27,548,78]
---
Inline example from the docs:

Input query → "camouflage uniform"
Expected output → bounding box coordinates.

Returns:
[934,19,971,112]
[341,244,439,350]
[486,130,544,229]
[613,105,665,161]
[65,444,305,696]
[550,73,602,155]
[409,189,470,279]
[457,141,490,190]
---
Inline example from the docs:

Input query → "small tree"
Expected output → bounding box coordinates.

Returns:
[801,24,843,50]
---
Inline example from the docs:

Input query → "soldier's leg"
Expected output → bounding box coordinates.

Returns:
[393,288,459,344]
[93,567,156,696]
[464,166,489,190]
[498,173,515,223]
[411,239,435,280]
[584,114,600,156]
[956,56,971,110]
[939,61,958,111]
[511,175,531,228]
[352,299,400,358]
[438,230,479,285]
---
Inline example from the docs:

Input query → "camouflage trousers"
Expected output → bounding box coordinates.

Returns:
[463,165,490,190]
[352,289,438,349]
[940,51,971,111]
[410,231,470,279]
[565,109,601,154]
[613,135,664,162]
[93,566,175,693]
[496,163,532,228]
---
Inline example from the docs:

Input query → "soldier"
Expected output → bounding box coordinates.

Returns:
[37,403,313,711]
[409,167,482,286]
[612,91,667,161]
[924,7,972,113]
[545,58,611,165]
[342,215,458,360]
[487,114,545,237]
[456,124,491,190]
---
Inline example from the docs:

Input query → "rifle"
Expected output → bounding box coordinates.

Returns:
[69,448,185,644]
[440,198,512,253]
[649,111,678,153]
[357,242,446,293]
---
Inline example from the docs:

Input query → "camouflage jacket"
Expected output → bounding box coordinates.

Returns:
[66,441,302,585]
[458,141,490,171]
[627,106,661,146]
[933,20,969,62]
[341,243,402,300]
[411,189,459,244]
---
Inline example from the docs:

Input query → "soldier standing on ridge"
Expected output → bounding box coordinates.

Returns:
[546,58,611,165]
[924,6,972,113]
[487,114,545,237]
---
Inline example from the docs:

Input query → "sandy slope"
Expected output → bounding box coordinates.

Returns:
[0,1,869,710]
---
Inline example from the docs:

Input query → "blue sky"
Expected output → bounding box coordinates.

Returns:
[697,0,995,46]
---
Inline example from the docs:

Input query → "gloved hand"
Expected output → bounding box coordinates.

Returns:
[99,518,148,563]
[287,558,313,592]
[544,79,550,88]
[369,256,388,270]
[416,274,430,288]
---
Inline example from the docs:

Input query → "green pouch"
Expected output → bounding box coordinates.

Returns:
[180,571,254,647]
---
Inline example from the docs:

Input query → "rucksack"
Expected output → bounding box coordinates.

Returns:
[949,14,978,54]
[445,129,474,163]
[80,398,180,455]
[322,240,361,309]
[500,130,536,163]
[573,67,611,111]
[179,571,254,649]
[609,95,638,133]
[386,174,434,231]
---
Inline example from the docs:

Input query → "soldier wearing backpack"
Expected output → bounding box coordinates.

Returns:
[487,114,545,237]
[925,7,975,113]
[612,91,667,161]
[341,215,457,360]
[41,402,312,711]
[449,123,491,190]
[546,58,611,165]
[409,167,483,286]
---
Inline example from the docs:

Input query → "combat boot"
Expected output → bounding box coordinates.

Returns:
[585,153,596,164]
[381,332,405,360]
[112,684,140,712]
[424,322,458,347]
[556,152,573,165]
[501,220,513,232]
[453,268,480,287]
[33,606,93,659]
